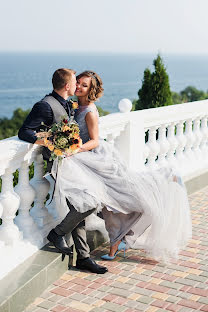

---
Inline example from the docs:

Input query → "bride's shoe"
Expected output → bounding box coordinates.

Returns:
[101,241,126,260]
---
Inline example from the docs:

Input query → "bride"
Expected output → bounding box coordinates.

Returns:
[52,70,192,262]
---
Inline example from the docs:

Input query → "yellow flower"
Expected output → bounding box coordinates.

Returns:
[54,149,63,156]
[47,144,54,151]
[72,101,78,109]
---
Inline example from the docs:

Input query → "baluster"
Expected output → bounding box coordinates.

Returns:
[175,120,187,167]
[166,122,178,167]
[192,117,203,160]
[200,116,208,161]
[0,169,22,245]
[30,154,52,228]
[143,131,150,168]
[146,126,160,169]
[14,161,43,244]
[157,124,170,167]
[184,118,194,163]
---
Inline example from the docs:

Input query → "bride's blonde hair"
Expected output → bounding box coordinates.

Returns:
[76,71,104,102]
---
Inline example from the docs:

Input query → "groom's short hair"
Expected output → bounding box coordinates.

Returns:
[52,68,76,90]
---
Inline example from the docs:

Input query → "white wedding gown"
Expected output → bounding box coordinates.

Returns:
[52,105,192,262]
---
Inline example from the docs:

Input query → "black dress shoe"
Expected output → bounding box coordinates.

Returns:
[76,257,108,274]
[47,229,73,255]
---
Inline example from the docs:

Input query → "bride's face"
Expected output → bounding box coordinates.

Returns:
[75,76,91,98]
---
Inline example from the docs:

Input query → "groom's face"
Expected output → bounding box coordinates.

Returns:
[67,74,77,96]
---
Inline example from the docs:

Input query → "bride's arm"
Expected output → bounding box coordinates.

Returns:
[79,112,99,151]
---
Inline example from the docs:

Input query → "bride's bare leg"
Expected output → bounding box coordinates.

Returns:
[109,240,122,257]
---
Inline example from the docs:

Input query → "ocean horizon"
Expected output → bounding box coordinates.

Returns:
[0,52,208,119]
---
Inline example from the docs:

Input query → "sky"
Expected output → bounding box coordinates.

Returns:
[0,0,208,55]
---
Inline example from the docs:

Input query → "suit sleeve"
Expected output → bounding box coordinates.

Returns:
[18,101,53,144]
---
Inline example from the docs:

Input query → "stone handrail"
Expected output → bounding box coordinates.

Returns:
[0,98,208,279]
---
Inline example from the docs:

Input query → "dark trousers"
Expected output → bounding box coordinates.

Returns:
[54,199,95,259]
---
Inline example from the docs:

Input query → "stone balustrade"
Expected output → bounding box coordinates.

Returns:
[0,99,208,280]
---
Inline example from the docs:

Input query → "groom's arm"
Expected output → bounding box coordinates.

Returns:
[18,101,53,144]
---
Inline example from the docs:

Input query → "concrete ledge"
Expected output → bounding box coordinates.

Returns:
[185,169,208,195]
[0,244,69,312]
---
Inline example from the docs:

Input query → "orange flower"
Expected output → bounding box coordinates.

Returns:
[62,125,70,132]
[54,149,63,156]
[74,133,79,139]
[72,101,78,109]
[70,144,78,152]
[44,138,49,145]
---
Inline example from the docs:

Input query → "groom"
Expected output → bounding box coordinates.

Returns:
[18,68,108,274]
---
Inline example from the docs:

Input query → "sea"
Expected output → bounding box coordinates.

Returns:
[0,52,208,119]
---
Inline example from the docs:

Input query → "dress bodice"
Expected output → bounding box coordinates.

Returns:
[75,105,99,144]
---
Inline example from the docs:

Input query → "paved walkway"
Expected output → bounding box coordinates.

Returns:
[24,186,208,312]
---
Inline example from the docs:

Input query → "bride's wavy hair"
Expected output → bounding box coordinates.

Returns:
[76,71,104,102]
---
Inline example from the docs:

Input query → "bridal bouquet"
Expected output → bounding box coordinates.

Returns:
[36,115,82,161]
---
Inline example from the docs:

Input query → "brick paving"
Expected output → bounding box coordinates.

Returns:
[24,186,208,312]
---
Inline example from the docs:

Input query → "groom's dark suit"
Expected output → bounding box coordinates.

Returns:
[18,91,95,260]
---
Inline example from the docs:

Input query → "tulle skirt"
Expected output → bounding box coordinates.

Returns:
[51,139,192,261]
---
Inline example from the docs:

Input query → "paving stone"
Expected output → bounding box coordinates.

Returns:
[200,271,208,278]
[136,295,154,304]
[109,287,132,298]
[91,308,109,312]
[82,297,100,305]
[186,274,207,283]
[160,281,182,290]
[111,281,134,290]
[69,293,88,301]
[91,290,106,299]
[175,308,193,312]
[124,300,139,308]
[196,282,208,289]
[58,297,74,306]
[37,300,56,310]
[168,289,180,296]
[198,297,208,305]
[131,286,153,296]
[99,286,113,292]
[176,291,192,300]
[125,278,140,285]
[119,271,133,277]
[102,302,127,311]
[175,278,198,287]
[48,294,65,302]
[165,295,180,303]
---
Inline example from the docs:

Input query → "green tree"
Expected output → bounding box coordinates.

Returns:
[172,86,208,104]
[136,68,153,110]
[0,108,30,140]
[151,54,173,107]
[180,86,208,102]
[135,54,172,110]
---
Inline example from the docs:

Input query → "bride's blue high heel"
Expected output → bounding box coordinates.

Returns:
[101,241,126,260]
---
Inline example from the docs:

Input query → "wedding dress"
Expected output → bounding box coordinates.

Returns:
[52,105,192,262]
